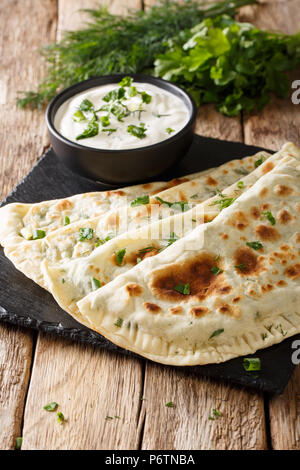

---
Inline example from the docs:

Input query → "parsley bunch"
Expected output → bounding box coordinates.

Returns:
[154,15,300,116]
[17,0,256,109]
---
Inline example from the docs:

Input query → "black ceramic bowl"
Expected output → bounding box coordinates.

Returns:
[46,74,197,185]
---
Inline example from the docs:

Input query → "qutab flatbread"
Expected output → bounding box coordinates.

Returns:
[43,146,295,326]
[77,144,300,366]
[1,150,270,295]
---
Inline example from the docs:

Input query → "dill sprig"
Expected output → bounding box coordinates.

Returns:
[17,0,257,109]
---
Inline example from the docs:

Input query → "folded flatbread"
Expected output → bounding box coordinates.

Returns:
[43,144,296,330]
[1,150,269,294]
[77,143,300,365]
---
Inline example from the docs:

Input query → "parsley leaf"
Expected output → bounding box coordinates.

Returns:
[211,266,223,275]
[116,248,126,266]
[261,211,276,225]
[32,229,46,240]
[76,117,99,140]
[130,195,150,207]
[127,123,147,139]
[246,241,263,250]
[209,329,224,339]
[43,402,58,412]
[155,196,190,212]
[254,156,266,168]
[174,283,190,295]
[79,227,94,241]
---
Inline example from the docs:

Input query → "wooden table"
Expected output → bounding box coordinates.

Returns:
[0,0,300,450]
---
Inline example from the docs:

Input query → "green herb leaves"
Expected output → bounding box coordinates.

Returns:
[254,155,266,168]
[209,329,224,340]
[211,194,236,211]
[208,408,222,420]
[155,196,190,212]
[92,277,101,290]
[154,14,300,116]
[76,116,99,141]
[57,412,65,425]
[246,241,263,250]
[130,195,150,207]
[174,283,190,295]
[243,357,261,372]
[114,317,123,328]
[116,248,126,266]
[79,227,94,241]
[127,123,147,139]
[211,266,223,275]
[166,127,175,134]
[79,99,93,112]
[43,402,58,412]
[17,1,259,110]
[261,210,276,225]
[165,401,175,408]
[32,229,46,240]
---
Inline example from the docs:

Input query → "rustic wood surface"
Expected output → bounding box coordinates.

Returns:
[0,0,299,450]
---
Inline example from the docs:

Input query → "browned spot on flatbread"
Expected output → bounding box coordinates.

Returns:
[170,306,183,315]
[278,209,293,224]
[144,302,161,313]
[126,284,143,296]
[261,161,274,174]
[259,187,268,198]
[296,234,300,244]
[190,306,209,317]
[218,304,240,318]
[150,253,230,302]
[220,233,228,240]
[151,177,190,194]
[250,206,260,219]
[261,283,274,292]
[276,280,287,287]
[54,199,73,211]
[206,176,218,186]
[112,190,126,197]
[284,264,300,279]
[229,211,249,231]
[179,190,187,202]
[261,203,270,210]
[222,169,228,174]
[234,247,265,276]
[255,224,280,242]
[274,184,293,196]
[142,183,153,190]
[280,244,290,252]
[232,296,241,303]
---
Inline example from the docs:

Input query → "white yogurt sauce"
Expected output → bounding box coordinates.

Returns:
[54,79,189,150]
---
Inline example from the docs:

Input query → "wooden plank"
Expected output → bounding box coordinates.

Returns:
[21,0,145,450]
[0,324,33,450]
[0,0,57,450]
[22,336,144,450]
[140,0,266,451]
[268,366,300,450]
[240,0,300,450]
[141,364,266,450]
[241,0,300,149]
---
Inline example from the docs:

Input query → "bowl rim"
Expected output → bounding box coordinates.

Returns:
[46,73,198,154]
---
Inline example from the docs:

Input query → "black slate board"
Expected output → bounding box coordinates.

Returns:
[0,134,298,394]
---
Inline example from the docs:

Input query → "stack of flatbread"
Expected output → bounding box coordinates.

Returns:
[1,142,299,366]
